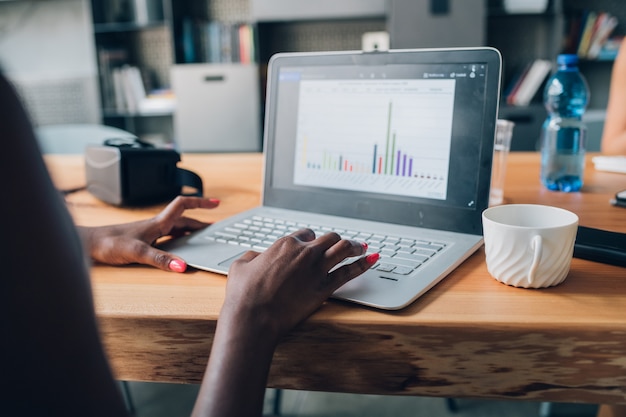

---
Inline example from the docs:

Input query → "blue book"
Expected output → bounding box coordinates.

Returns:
[182,18,196,63]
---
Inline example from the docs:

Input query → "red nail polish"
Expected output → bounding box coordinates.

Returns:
[361,242,369,250]
[169,259,187,273]
[365,253,380,264]
[209,198,220,204]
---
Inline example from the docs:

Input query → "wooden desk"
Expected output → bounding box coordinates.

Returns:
[46,152,626,405]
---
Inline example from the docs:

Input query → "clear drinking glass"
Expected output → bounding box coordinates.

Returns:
[489,119,515,206]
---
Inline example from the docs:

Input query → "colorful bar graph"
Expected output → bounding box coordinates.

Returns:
[304,144,422,178]
[299,99,442,180]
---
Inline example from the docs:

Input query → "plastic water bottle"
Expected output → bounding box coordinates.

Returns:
[540,54,589,192]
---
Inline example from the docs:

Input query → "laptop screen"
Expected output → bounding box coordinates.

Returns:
[263,48,501,235]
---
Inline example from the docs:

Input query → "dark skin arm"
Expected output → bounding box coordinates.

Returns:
[77,196,220,272]
[1,71,128,416]
[192,230,378,416]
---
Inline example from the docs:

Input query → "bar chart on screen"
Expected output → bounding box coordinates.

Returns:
[293,78,456,200]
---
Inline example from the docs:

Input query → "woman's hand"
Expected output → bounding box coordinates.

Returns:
[78,196,220,272]
[223,228,379,342]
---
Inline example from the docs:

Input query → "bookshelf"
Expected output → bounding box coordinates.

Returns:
[91,0,174,143]
[484,0,626,151]
[90,0,260,148]
[88,0,626,151]
[490,1,624,107]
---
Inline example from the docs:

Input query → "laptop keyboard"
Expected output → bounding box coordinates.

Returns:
[204,215,447,276]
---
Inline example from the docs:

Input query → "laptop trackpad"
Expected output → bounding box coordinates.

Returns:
[218,251,249,270]
[163,236,248,274]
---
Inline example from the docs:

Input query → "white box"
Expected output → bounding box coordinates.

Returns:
[171,64,261,152]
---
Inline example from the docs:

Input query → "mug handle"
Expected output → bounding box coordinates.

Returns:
[528,235,543,285]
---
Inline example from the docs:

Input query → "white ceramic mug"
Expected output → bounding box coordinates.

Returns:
[482,204,579,288]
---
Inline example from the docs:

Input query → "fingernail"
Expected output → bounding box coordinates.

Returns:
[209,198,220,204]
[365,253,380,264]
[169,259,187,273]
[361,242,368,251]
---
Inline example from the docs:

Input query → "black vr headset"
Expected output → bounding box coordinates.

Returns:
[85,138,203,206]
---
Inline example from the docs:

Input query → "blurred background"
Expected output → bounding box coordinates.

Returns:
[1,0,624,152]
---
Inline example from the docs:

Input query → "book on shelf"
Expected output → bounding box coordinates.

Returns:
[111,65,175,115]
[220,23,233,63]
[112,67,126,112]
[97,47,129,111]
[567,10,619,59]
[506,59,552,107]
[125,66,148,113]
[238,24,254,65]
[189,20,257,64]
[182,18,197,63]
[205,22,222,63]
[504,62,532,106]
[576,10,598,57]
[587,14,619,59]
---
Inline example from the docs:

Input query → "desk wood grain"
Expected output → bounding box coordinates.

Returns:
[45,153,626,404]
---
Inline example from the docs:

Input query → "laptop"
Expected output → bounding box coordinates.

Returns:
[163,47,502,310]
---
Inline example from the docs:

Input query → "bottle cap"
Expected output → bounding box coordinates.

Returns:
[557,54,579,66]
